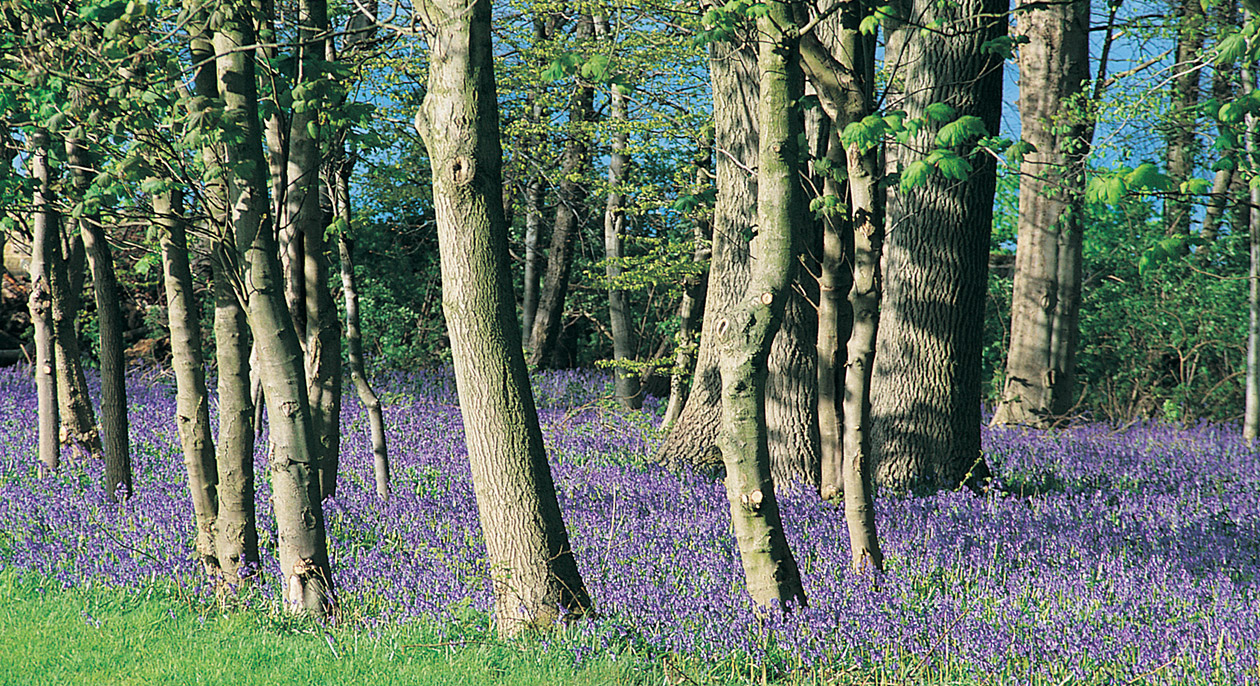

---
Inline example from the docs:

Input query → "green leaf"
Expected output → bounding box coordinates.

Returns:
[934,151,973,180]
[934,115,987,147]
[859,14,880,34]
[1125,162,1173,191]
[1218,101,1246,123]
[1180,177,1212,194]
[900,159,932,191]
[1214,32,1247,65]
[580,54,611,82]
[925,102,956,123]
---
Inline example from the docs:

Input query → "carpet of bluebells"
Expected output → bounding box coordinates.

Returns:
[0,364,1257,684]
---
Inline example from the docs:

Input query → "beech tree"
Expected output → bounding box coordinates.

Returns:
[415,0,592,632]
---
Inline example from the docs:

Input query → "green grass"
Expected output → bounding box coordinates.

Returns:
[0,574,658,686]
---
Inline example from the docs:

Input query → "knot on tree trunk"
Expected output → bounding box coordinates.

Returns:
[451,155,475,186]
[740,488,764,512]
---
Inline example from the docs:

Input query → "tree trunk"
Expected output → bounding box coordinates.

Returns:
[51,206,100,463]
[27,131,59,474]
[1244,66,1259,442]
[595,15,641,409]
[282,0,341,499]
[1165,0,1204,237]
[716,1,808,610]
[521,17,548,342]
[415,0,592,633]
[661,164,712,432]
[873,0,1006,492]
[1202,0,1240,245]
[991,0,1090,428]
[815,131,850,501]
[797,3,885,569]
[334,155,390,498]
[215,5,335,614]
[155,187,220,574]
[528,16,594,369]
[656,29,820,488]
[68,139,131,500]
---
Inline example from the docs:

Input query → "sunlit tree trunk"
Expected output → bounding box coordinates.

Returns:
[1165,0,1204,237]
[873,0,1006,492]
[155,187,220,574]
[49,226,99,462]
[215,4,334,614]
[991,0,1090,428]
[415,0,592,633]
[27,130,59,474]
[1244,66,1260,443]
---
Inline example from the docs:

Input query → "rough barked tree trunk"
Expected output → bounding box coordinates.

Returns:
[529,15,594,369]
[1165,0,1204,237]
[655,27,820,488]
[285,0,341,498]
[155,187,220,574]
[27,131,59,474]
[873,0,1006,492]
[595,15,641,409]
[69,140,131,500]
[716,0,808,610]
[415,0,592,633]
[215,5,334,614]
[334,154,390,498]
[991,0,1090,428]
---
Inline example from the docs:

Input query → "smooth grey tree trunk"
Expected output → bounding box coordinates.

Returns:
[27,131,59,474]
[215,5,335,614]
[798,5,884,570]
[334,156,390,498]
[656,30,820,488]
[991,0,1090,428]
[661,201,711,432]
[1244,66,1260,443]
[873,0,1006,492]
[715,0,808,610]
[415,0,592,633]
[70,140,131,500]
[155,187,220,574]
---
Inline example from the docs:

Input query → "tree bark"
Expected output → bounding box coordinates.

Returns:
[715,1,808,610]
[415,0,592,633]
[661,158,711,432]
[990,0,1090,428]
[69,139,131,500]
[594,15,641,409]
[655,29,820,488]
[27,131,59,474]
[1244,66,1259,443]
[155,187,220,574]
[334,155,390,498]
[528,16,594,369]
[215,5,335,614]
[50,203,100,463]
[1202,0,1240,245]
[1165,0,1204,237]
[521,17,548,342]
[873,0,1006,492]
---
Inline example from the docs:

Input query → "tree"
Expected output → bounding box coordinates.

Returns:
[656,19,820,488]
[214,1,334,614]
[26,130,59,474]
[415,0,592,632]
[1165,0,1206,237]
[871,0,1006,492]
[713,0,808,609]
[990,0,1091,428]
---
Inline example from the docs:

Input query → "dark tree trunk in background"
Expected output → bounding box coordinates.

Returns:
[416,0,592,633]
[155,187,220,574]
[595,14,641,409]
[661,149,711,431]
[991,0,1090,428]
[655,29,820,488]
[1202,0,1240,245]
[529,16,593,369]
[1164,0,1204,237]
[521,17,548,341]
[215,4,334,614]
[69,140,131,500]
[872,0,1006,492]
[334,154,390,499]
[50,203,100,462]
[27,131,59,474]
[716,0,808,610]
